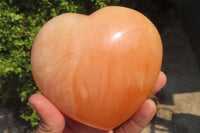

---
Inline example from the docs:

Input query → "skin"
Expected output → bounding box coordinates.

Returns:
[29,71,167,133]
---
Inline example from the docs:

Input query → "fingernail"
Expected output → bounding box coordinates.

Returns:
[29,102,36,110]
[29,104,34,110]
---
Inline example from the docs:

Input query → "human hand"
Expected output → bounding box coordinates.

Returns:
[29,71,167,133]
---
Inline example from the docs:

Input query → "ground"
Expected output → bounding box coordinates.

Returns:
[0,105,22,133]
[142,5,200,133]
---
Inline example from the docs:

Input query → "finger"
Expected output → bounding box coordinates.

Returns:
[29,94,65,133]
[150,71,167,97]
[115,99,156,133]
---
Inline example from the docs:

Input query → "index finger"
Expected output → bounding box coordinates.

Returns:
[149,71,167,97]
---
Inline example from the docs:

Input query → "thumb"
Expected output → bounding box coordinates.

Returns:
[29,94,65,133]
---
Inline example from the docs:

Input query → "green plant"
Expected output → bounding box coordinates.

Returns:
[0,0,121,131]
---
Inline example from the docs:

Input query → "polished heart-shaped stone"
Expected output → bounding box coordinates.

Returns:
[31,6,162,130]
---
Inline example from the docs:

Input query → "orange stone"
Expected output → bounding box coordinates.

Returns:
[31,6,162,130]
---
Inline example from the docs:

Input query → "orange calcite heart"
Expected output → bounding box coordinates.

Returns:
[31,6,162,130]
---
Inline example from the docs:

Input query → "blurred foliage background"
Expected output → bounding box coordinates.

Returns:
[0,0,167,132]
